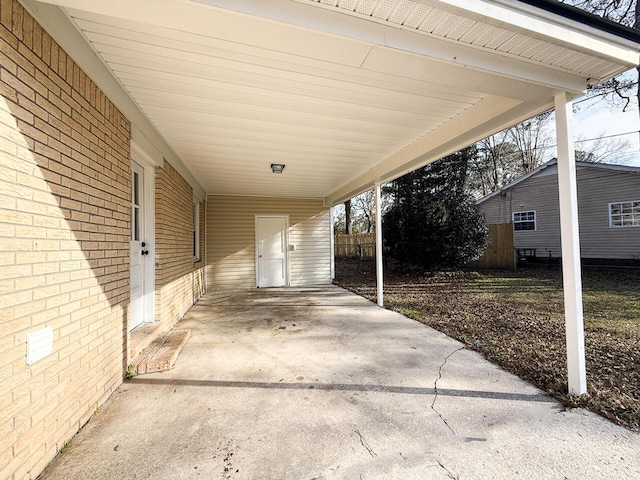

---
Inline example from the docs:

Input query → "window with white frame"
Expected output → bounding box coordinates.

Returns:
[512,211,536,231]
[609,201,640,228]
[193,200,200,261]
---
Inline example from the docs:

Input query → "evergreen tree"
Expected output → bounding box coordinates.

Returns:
[383,147,488,269]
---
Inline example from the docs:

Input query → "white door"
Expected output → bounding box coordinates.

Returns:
[256,216,288,288]
[129,161,146,331]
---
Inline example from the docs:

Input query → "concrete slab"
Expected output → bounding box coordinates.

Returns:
[39,286,640,479]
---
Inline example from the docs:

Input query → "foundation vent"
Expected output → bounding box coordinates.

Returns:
[26,327,53,365]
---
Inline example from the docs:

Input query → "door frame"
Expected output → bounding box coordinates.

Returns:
[131,143,157,325]
[255,214,290,288]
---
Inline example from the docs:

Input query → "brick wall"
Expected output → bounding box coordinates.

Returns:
[155,161,206,328]
[0,1,131,478]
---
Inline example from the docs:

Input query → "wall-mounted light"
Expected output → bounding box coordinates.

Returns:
[270,163,285,174]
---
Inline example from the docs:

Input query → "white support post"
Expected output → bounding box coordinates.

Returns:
[329,206,335,280]
[375,184,384,307]
[554,92,587,395]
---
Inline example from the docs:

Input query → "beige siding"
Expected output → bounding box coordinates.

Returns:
[207,196,331,288]
[479,165,640,260]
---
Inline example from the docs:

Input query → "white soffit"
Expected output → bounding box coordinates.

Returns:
[33,0,638,205]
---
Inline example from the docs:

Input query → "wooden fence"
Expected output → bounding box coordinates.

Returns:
[336,225,515,267]
[334,233,376,258]
[471,223,516,269]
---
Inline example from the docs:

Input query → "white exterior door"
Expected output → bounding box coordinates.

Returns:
[256,216,288,288]
[129,161,147,331]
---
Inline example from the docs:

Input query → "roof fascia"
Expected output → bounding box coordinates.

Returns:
[575,161,640,174]
[412,0,639,68]
[517,0,640,44]
[475,159,640,205]
[475,159,557,205]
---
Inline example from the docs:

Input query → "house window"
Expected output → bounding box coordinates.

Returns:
[193,200,200,261]
[609,201,640,228]
[512,211,536,231]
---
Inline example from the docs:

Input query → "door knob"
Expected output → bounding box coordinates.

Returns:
[141,250,149,256]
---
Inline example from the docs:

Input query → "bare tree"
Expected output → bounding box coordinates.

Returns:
[351,190,376,233]
[344,199,352,235]
[561,0,640,118]
[575,133,631,162]
[508,112,553,173]
[470,136,518,196]
[469,113,553,197]
[333,189,391,234]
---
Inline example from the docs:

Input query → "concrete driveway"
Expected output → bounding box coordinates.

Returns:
[40,286,640,479]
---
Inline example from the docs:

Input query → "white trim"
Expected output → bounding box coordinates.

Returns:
[512,210,537,232]
[254,214,290,288]
[329,206,335,280]
[413,0,639,64]
[188,0,639,66]
[554,91,586,395]
[375,184,383,307]
[193,197,201,261]
[131,125,163,168]
[131,155,156,324]
[608,200,640,228]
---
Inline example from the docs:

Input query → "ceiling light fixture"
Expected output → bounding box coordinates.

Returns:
[270,163,285,174]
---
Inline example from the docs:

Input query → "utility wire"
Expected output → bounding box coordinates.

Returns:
[486,130,640,153]
[574,130,640,143]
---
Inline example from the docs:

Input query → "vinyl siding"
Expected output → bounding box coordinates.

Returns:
[578,168,640,259]
[207,196,331,288]
[479,165,640,260]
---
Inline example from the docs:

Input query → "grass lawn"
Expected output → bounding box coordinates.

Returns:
[334,259,640,431]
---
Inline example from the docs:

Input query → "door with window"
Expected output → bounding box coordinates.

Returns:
[256,215,288,288]
[129,161,147,331]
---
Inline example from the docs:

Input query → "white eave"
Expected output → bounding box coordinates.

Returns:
[22,0,640,206]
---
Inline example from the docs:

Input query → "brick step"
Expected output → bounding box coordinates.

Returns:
[131,329,191,375]
[129,323,163,361]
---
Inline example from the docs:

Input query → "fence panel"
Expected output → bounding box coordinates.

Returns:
[334,233,376,258]
[471,223,516,269]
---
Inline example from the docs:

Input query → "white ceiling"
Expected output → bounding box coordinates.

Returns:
[35,0,638,204]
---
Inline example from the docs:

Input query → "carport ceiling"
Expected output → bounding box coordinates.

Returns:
[34,0,638,204]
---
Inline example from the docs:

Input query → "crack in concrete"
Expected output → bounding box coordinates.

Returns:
[437,460,458,479]
[431,346,465,436]
[355,430,377,458]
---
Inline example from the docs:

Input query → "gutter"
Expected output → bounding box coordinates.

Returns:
[517,0,640,44]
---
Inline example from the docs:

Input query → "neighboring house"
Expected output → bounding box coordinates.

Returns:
[477,159,640,264]
[1,0,639,478]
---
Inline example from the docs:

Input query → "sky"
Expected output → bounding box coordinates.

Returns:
[567,75,640,167]
[572,99,640,167]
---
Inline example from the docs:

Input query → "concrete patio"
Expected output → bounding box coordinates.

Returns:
[40,286,640,479]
